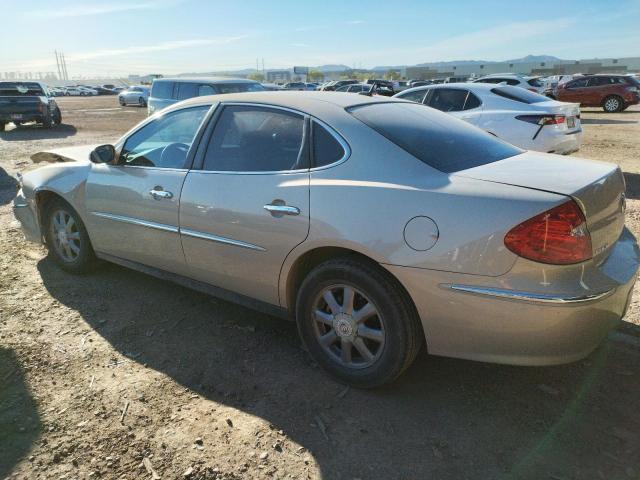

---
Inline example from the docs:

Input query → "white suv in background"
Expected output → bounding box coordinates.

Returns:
[472,74,545,93]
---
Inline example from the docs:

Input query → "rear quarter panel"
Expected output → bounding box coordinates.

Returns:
[278,106,567,305]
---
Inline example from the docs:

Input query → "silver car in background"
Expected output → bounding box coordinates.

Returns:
[118,86,150,107]
[148,77,264,115]
[13,92,638,387]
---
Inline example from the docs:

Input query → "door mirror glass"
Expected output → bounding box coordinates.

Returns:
[90,144,116,164]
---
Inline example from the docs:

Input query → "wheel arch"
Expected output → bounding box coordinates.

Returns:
[281,245,420,327]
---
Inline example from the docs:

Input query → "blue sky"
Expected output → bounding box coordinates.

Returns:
[1,0,639,77]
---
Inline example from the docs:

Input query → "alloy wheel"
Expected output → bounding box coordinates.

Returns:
[312,284,385,369]
[605,97,620,112]
[50,209,82,262]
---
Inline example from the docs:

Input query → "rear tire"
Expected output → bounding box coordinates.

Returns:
[296,258,424,388]
[42,111,53,129]
[138,97,146,107]
[52,107,62,126]
[0,122,5,131]
[43,198,96,274]
[119,97,125,106]
[602,95,623,113]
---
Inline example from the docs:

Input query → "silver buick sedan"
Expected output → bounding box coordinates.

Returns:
[13,92,638,387]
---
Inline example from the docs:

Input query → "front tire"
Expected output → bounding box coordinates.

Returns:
[603,95,623,113]
[138,97,146,107]
[44,199,96,273]
[0,122,5,132]
[119,97,125,106]
[296,258,423,388]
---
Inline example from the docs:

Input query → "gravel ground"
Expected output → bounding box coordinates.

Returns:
[1,97,639,480]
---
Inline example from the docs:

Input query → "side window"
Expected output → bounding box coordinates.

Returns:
[120,106,209,169]
[177,83,198,100]
[198,84,217,96]
[203,105,306,172]
[398,89,427,103]
[506,79,520,86]
[569,78,588,88]
[151,81,174,99]
[312,121,346,167]
[463,91,482,110]
[428,89,468,112]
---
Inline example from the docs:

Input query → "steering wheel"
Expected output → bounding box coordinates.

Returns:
[159,142,190,168]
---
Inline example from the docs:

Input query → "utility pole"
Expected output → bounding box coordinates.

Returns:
[262,58,265,74]
[61,53,69,80]
[55,51,62,80]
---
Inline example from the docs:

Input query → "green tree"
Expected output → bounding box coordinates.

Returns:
[384,69,401,81]
[247,72,265,82]
[307,69,324,81]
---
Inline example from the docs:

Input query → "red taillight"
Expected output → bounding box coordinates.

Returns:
[504,200,592,265]
[516,114,565,125]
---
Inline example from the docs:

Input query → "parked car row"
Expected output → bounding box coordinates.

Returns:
[14,90,638,388]
[49,85,123,96]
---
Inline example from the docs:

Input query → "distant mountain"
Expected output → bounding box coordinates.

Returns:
[178,55,571,78]
[507,55,566,63]
[315,64,351,73]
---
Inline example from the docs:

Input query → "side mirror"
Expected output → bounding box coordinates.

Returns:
[90,144,116,164]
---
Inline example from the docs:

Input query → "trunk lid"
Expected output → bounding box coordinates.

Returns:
[0,96,44,114]
[528,100,581,131]
[455,152,626,261]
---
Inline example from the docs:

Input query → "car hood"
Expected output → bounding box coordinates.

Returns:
[31,144,98,164]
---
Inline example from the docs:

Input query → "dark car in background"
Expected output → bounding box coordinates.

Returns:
[320,80,359,91]
[147,77,264,115]
[553,74,640,112]
[0,81,61,131]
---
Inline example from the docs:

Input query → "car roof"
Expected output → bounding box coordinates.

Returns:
[396,82,497,94]
[175,91,402,111]
[156,77,259,84]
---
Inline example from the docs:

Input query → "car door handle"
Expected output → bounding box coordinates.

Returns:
[264,204,300,216]
[149,188,173,200]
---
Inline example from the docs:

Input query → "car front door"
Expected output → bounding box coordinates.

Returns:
[84,104,212,274]
[561,78,589,103]
[179,103,310,305]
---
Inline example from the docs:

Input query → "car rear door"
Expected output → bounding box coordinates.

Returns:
[84,104,212,274]
[179,103,310,305]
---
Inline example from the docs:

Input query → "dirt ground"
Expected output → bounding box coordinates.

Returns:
[1,97,639,480]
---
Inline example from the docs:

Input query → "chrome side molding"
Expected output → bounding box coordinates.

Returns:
[91,212,179,233]
[180,228,266,252]
[91,212,266,252]
[444,284,615,304]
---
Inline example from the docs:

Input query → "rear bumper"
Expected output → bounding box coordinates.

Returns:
[0,113,45,123]
[537,128,583,155]
[387,227,639,366]
[13,190,42,243]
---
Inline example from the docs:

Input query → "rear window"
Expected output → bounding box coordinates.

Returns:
[0,82,44,96]
[490,86,547,104]
[216,83,265,94]
[527,78,543,87]
[152,81,175,99]
[348,102,522,173]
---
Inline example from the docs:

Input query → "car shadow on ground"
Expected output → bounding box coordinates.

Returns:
[624,172,640,200]
[0,348,42,478]
[36,258,640,480]
[0,123,77,141]
[0,167,18,205]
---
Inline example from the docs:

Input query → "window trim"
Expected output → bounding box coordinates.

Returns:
[114,103,216,171]
[426,87,483,111]
[194,102,351,175]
